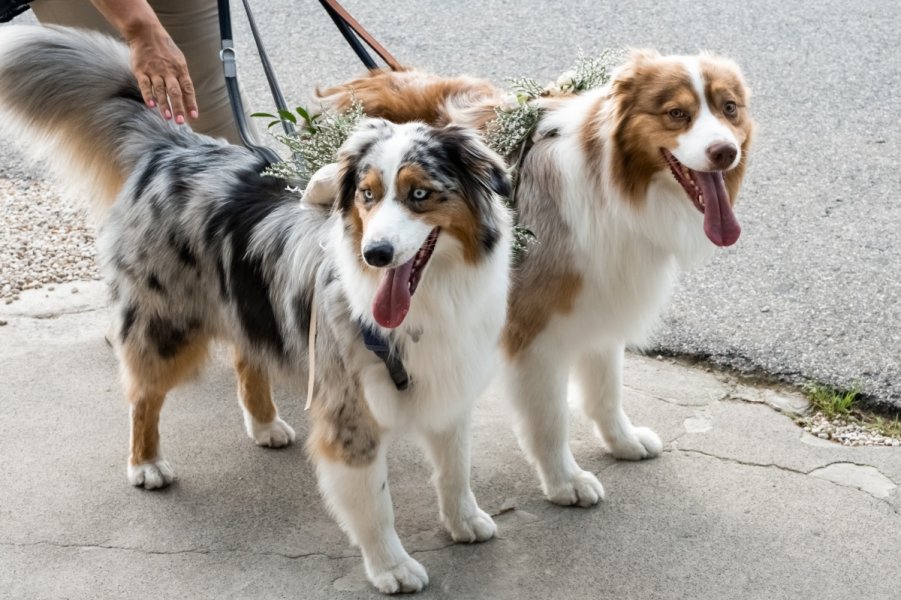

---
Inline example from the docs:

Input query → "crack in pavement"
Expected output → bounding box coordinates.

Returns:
[2,536,496,562]
[666,448,900,516]
[665,447,808,475]
[0,305,106,320]
[0,539,358,561]
[623,384,728,408]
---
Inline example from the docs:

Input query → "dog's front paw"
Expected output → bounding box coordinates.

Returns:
[545,469,605,507]
[368,556,429,594]
[127,458,174,490]
[443,506,497,543]
[246,415,296,448]
[603,425,662,460]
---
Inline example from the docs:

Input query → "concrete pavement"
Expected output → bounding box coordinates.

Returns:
[1,282,899,599]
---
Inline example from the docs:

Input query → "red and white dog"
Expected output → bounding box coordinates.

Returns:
[320,50,754,506]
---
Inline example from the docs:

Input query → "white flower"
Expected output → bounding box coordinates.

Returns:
[555,69,577,92]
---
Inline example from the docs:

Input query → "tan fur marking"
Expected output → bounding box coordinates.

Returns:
[319,69,500,128]
[580,96,606,185]
[307,395,381,467]
[121,336,210,465]
[359,169,385,202]
[128,390,165,465]
[346,169,385,268]
[233,352,276,424]
[396,164,483,263]
[502,271,583,358]
[61,125,125,207]
[610,54,700,203]
[346,203,365,263]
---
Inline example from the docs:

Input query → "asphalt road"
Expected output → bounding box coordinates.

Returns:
[2,1,899,411]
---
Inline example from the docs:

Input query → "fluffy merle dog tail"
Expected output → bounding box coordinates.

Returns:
[0,25,188,212]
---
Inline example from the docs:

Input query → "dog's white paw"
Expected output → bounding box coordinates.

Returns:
[604,425,663,460]
[443,506,497,543]
[127,459,174,490]
[246,415,296,448]
[368,556,429,594]
[544,469,605,507]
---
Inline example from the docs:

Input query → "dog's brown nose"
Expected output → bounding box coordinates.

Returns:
[706,142,738,170]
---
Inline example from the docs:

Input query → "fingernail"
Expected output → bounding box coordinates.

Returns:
[148,100,156,108]
[176,115,185,125]
[165,109,171,120]
[190,110,198,119]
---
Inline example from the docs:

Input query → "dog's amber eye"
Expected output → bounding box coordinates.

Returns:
[723,101,737,116]
[411,188,430,201]
[668,108,688,121]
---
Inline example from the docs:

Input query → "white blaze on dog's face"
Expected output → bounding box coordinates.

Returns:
[336,119,511,329]
[610,50,754,247]
[669,60,742,172]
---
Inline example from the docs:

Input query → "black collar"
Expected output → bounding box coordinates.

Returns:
[359,322,410,391]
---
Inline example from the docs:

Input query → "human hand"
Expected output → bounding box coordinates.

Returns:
[126,24,198,124]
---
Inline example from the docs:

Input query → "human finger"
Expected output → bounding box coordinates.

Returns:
[151,75,171,120]
[165,75,185,124]
[136,74,156,109]
[179,74,198,120]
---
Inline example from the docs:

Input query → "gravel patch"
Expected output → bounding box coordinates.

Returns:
[0,178,99,304]
[800,412,901,448]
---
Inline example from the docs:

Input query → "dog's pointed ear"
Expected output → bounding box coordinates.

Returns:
[303,162,340,205]
[336,118,393,212]
[436,125,512,201]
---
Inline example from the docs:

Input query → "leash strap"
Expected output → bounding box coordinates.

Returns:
[217,0,281,164]
[241,0,296,138]
[305,286,318,410]
[360,322,410,391]
[217,0,400,161]
[319,0,402,71]
[0,0,30,23]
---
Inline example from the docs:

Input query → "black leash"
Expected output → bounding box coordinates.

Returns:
[0,0,30,23]
[318,0,403,71]
[218,0,401,165]
[217,0,281,164]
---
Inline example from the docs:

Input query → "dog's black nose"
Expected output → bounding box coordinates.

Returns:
[363,242,394,267]
[706,142,738,170]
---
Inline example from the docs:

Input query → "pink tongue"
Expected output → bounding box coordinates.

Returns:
[372,258,414,329]
[695,171,741,247]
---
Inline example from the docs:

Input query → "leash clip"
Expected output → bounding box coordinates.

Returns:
[219,41,238,78]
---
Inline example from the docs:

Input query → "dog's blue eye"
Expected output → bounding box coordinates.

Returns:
[362,189,374,200]
[412,188,429,201]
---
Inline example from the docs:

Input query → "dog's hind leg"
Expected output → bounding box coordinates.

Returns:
[504,344,606,507]
[233,350,295,448]
[119,331,210,490]
[574,344,663,461]
[418,413,496,543]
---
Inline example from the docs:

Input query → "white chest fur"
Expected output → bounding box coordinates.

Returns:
[334,221,511,430]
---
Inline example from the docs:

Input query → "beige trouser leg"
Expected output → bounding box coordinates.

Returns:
[30,0,260,145]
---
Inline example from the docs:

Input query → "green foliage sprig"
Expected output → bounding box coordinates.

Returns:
[252,100,364,187]
[486,50,622,261]
[255,51,620,261]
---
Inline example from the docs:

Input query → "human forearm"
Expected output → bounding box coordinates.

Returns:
[89,0,162,43]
